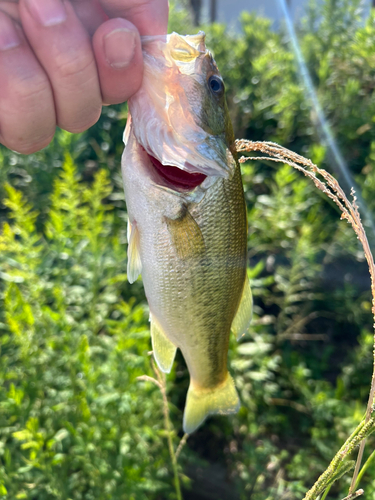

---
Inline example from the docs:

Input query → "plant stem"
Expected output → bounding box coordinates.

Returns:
[302,420,366,500]
[341,489,364,500]
[320,485,331,500]
[349,445,365,495]
[348,218,375,492]
[354,448,375,490]
[152,361,183,500]
[176,433,189,461]
[236,140,375,499]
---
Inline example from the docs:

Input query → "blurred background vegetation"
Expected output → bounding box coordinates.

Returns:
[1,0,375,498]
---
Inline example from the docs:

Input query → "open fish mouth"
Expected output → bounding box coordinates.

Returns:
[147,153,207,191]
[124,118,212,199]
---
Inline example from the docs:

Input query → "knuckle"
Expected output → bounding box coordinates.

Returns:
[1,77,55,153]
[52,51,102,132]
[55,52,96,84]
[12,73,51,110]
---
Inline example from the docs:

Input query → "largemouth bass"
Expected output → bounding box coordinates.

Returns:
[122,32,252,434]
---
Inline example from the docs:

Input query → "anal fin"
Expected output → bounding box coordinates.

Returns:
[127,220,142,284]
[166,209,205,260]
[183,374,240,434]
[231,277,253,341]
[150,314,177,373]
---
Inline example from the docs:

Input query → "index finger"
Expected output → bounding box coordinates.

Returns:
[98,0,168,35]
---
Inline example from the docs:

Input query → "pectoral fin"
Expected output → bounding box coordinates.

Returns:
[150,314,177,373]
[127,220,142,284]
[231,277,253,341]
[166,209,205,260]
[183,374,240,434]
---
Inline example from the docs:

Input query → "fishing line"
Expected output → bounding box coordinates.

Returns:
[278,0,375,244]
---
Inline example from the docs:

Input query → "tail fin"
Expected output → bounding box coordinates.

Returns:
[183,374,240,434]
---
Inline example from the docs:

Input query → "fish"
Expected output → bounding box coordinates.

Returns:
[121,32,253,434]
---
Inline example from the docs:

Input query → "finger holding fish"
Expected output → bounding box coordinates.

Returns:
[0,9,55,154]
[0,0,168,153]
[92,18,143,105]
[18,0,102,134]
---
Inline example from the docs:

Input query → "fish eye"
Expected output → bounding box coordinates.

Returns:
[208,75,224,96]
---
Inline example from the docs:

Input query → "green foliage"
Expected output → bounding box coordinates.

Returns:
[1,0,375,498]
[0,160,176,499]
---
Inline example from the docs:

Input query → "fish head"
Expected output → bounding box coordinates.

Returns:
[126,31,236,199]
[167,33,231,138]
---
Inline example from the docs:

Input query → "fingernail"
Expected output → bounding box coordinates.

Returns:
[104,29,136,69]
[0,15,21,51]
[25,0,67,27]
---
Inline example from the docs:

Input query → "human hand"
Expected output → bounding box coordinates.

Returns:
[0,0,168,154]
